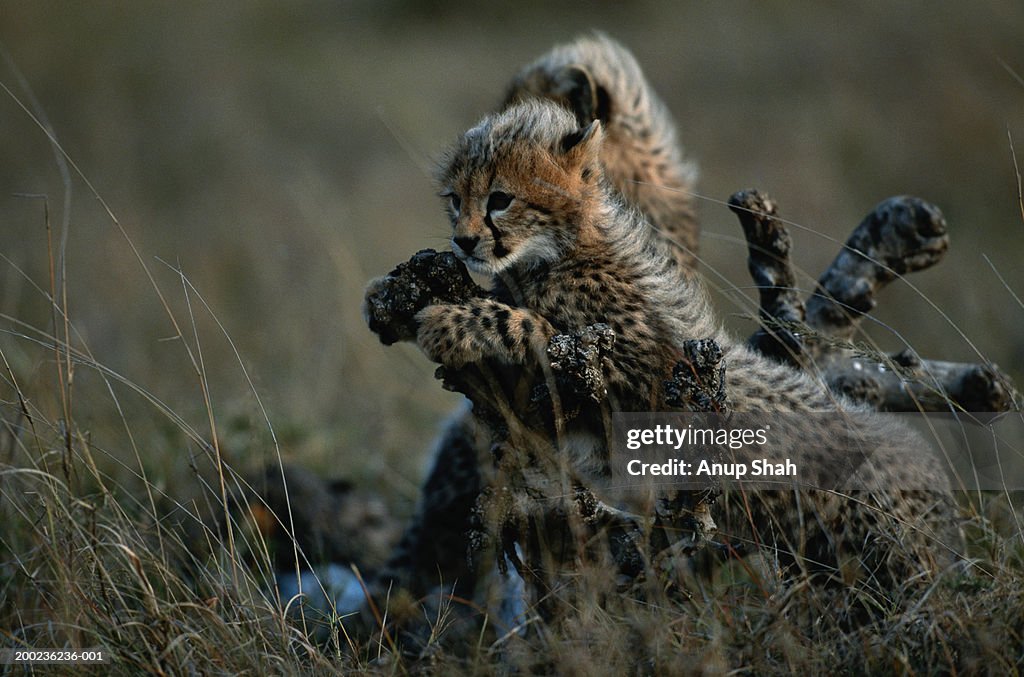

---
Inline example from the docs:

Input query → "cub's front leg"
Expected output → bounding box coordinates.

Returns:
[416,299,556,368]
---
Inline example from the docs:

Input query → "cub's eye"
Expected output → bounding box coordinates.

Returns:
[442,191,461,212]
[486,191,514,213]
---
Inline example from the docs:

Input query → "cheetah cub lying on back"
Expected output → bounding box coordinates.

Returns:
[403,98,960,590]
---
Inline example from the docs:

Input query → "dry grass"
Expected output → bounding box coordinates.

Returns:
[3,402,1023,675]
[2,2,1024,674]
[0,153,1021,677]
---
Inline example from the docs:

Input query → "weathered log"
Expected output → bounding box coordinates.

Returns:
[363,249,485,345]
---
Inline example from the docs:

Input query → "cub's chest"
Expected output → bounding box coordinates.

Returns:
[516,271,612,324]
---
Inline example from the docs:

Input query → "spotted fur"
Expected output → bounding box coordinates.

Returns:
[370,42,960,609]
[505,32,700,270]
[373,36,703,600]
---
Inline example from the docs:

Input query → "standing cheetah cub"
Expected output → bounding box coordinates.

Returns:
[400,98,959,591]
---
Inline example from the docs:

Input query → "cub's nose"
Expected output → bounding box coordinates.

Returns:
[453,235,480,255]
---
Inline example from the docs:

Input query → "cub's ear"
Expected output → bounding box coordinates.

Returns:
[556,65,598,127]
[558,119,603,170]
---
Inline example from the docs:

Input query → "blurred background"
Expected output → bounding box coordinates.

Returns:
[1,1,1022,510]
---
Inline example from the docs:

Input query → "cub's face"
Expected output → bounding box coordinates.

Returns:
[437,101,603,276]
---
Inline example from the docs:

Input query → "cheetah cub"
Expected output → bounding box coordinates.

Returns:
[422,99,801,411]
[411,99,960,589]
[370,34,702,603]
[505,32,700,270]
